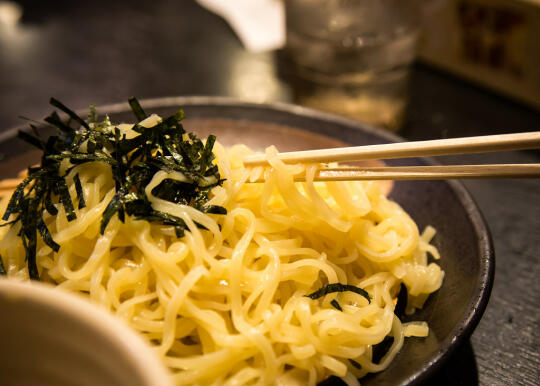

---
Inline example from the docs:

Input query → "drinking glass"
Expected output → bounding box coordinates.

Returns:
[284,0,419,131]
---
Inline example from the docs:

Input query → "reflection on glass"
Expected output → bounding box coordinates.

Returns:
[0,0,38,57]
[0,1,22,27]
[227,51,289,103]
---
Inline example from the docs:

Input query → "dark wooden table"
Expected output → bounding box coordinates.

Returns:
[1,1,538,385]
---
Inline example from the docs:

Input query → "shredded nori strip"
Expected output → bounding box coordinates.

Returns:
[49,97,90,130]
[349,359,362,370]
[1,97,226,280]
[17,129,44,150]
[37,219,60,252]
[394,283,408,321]
[0,254,6,275]
[57,177,76,221]
[330,299,343,311]
[372,336,394,364]
[306,283,371,304]
[128,96,147,122]
[73,173,86,209]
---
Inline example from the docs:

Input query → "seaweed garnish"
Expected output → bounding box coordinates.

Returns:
[73,173,86,209]
[394,283,408,321]
[1,97,226,280]
[0,254,6,275]
[372,336,394,364]
[330,299,343,311]
[306,283,371,304]
[349,359,362,369]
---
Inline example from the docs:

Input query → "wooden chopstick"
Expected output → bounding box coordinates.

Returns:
[243,132,540,166]
[248,164,540,182]
[1,164,538,195]
[1,133,538,194]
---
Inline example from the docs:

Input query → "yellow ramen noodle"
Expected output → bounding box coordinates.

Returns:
[0,126,444,385]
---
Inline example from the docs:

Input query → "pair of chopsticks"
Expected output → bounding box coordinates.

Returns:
[243,132,540,181]
[1,132,538,199]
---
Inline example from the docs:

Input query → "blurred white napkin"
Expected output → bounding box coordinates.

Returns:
[197,0,285,52]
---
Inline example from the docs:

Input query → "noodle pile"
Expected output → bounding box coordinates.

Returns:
[0,120,444,385]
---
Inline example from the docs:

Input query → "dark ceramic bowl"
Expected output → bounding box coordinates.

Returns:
[0,97,494,385]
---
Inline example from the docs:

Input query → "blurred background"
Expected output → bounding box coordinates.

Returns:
[0,0,538,385]
[0,0,538,136]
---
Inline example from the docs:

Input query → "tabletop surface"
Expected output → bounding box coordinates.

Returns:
[0,1,539,385]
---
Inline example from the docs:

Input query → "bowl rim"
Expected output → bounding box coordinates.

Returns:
[0,96,495,385]
[0,279,174,386]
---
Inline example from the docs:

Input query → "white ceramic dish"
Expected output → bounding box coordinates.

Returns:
[0,279,174,386]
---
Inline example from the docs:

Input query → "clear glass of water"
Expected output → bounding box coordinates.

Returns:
[284,0,419,131]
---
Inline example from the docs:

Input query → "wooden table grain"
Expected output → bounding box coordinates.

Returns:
[1,1,539,384]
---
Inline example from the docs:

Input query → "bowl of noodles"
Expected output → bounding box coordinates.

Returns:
[0,97,494,385]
